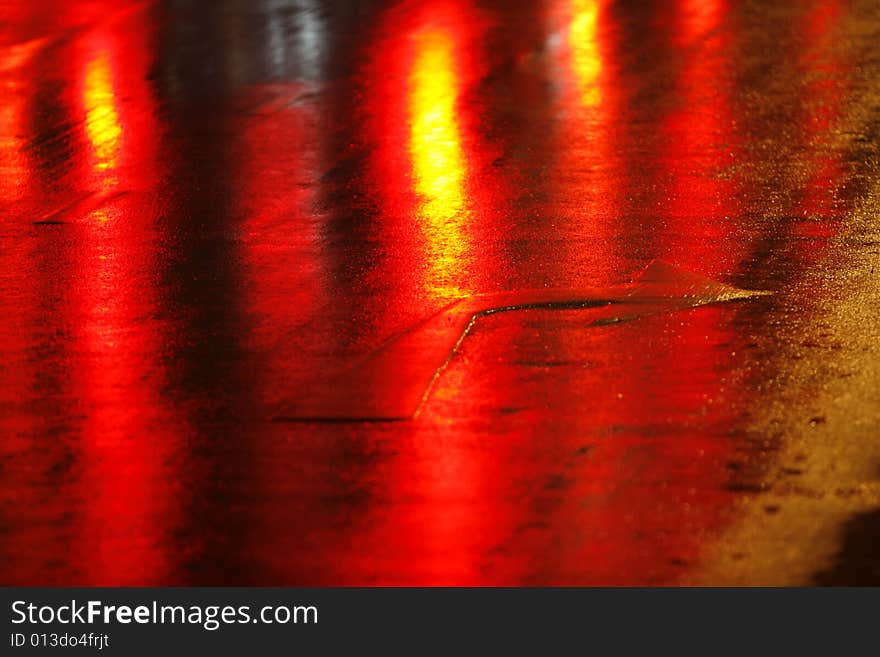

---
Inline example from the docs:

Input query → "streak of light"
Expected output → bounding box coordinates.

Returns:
[408,26,469,297]
[569,0,602,107]
[83,48,122,183]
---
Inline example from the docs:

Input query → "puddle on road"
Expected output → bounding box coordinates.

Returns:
[275,261,771,421]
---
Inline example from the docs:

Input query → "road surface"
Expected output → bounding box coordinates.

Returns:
[1,0,879,585]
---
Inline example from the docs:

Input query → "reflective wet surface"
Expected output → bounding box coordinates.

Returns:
[2,0,880,585]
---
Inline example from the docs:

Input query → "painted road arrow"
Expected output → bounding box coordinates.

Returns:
[274,261,771,422]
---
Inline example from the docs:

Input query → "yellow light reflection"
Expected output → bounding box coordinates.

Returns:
[408,28,469,297]
[569,0,602,107]
[83,50,122,178]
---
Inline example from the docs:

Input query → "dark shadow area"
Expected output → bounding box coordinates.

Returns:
[814,509,880,585]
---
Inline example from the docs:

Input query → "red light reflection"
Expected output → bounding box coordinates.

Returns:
[550,0,623,284]
[0,43,38,204]
[66,13,178,584]
[452,0,747,583]
[345,0,507,581]
[363,0,502,302]
[793,1,847,251]
[383,0,490,581]
[661,0,745,273]
[0,0,861,586]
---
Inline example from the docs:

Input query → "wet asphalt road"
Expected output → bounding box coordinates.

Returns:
[1,0,879,585]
